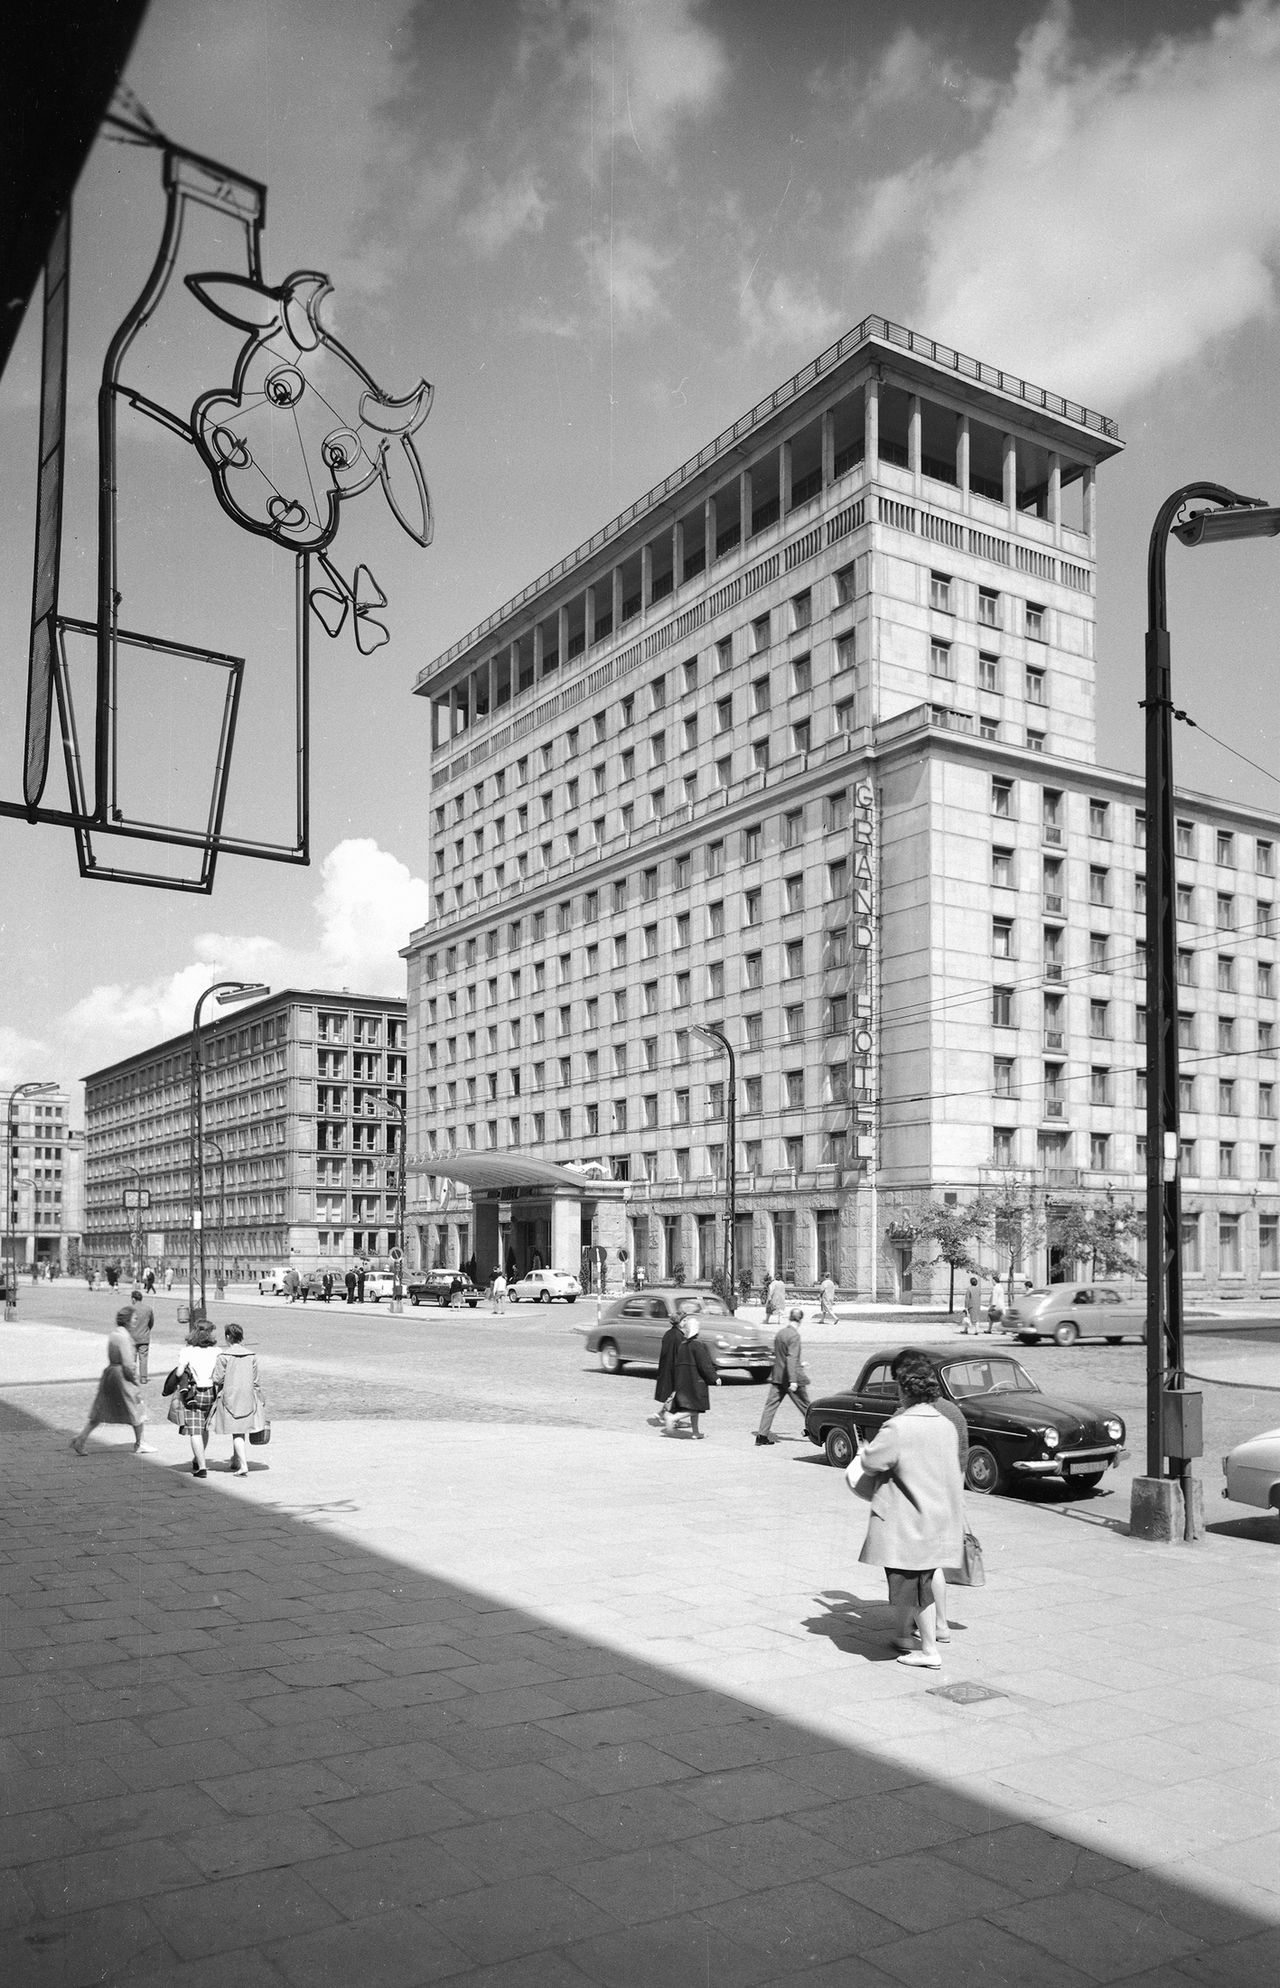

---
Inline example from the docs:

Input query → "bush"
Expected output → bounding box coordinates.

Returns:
[673,1259,687,1285]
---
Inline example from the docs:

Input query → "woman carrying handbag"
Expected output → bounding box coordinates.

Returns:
[170,1317,220,1479]
[210,1322,268,1476]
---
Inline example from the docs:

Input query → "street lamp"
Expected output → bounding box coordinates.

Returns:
[4,1080,58,1314]
[372,1091,407,1308]
[188,982,268,1321]
[1140,484,1279,1541]
[693,1022,737,1310]
[124,1162,145,1286]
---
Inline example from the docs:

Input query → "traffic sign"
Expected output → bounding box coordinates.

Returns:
[122,1187,151,1210]
[389,1246,403,1262]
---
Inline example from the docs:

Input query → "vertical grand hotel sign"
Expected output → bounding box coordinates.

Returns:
[850,779,875,1166]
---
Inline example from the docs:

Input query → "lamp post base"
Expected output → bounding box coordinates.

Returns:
[1129,1473,1203,1542]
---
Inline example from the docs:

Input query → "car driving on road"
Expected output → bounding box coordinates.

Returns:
[1003,1281,1146,1346]
[511,1268,582,1304]
[803,1345,1126,1494]
[583,1289,774,1379]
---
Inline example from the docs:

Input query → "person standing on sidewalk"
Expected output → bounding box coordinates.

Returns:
[648,1310,684,1431]
[210,1323,267,1476]
[851,1350,963,1669]
[491,1267,507,1313]
[890,1348,969,1647]
[71,1318,154,1457]
[962,1276,983,1334]
[125,1287,155,1383]
[344,1266,357,1303]
[818,1274,837,1326]
[755,1305,812,1447]
[670,1315,718,1440]
[764,1272,787,1323]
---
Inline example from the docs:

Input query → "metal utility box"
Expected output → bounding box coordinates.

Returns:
[1162,1389,1204,1460]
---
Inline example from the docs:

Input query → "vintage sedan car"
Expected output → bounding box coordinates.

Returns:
[511,1268,582,1304]
[1003,1281,1145,1346]
[407,1269,480,1308]
[584,1289,774,1379]
[257,1266,292,1295]
[1223,1428,1280,1513]
[803,1345,1126,1494]
[362,1272,399,1302]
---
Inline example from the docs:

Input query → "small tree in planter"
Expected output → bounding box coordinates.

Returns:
[673,1259,687,1286]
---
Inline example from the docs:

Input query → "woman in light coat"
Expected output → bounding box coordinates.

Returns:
[71,1318,153,1457]
[210,1322,267,1476]
[851,1350,963,1668]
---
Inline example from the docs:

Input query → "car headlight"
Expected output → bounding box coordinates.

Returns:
[1041,1428,1060,1450]
[715,1335,732,1348]
[1105,1418,1123,1442]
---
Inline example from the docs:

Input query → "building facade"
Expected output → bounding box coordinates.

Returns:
[4,1088,75,1273]
[403,315,1278,1299]
[83,990,406,1278]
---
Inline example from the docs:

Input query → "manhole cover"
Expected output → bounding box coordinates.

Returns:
[927,1680,1006,1705]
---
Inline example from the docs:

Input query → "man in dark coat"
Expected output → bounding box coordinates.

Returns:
[344,1266,357,1304]
[648,1314,684,1431]
[124,1289,155,1383]
[670,1317,719,1440]
[356,1262,367,1303]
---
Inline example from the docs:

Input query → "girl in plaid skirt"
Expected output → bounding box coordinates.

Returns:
[173,1318,220,1478]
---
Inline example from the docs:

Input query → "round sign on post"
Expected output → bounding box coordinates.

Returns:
[390,1246,403,1262]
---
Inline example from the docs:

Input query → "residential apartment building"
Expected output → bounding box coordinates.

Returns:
[82,990,406,1277]
[403,315,1278,1298]
[4,1088,74,1272]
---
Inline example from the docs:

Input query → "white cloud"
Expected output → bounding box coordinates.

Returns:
[740,272,844,355]
[0,1024,54,1091]
[59,838,427,1074]
[850,0,1280,406]
[585,228,670,327]
[461,170,551,256]
[611,0,728,153]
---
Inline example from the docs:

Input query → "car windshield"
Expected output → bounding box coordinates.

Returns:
[943,1358,1039,1398]
[675,1295,730,1318]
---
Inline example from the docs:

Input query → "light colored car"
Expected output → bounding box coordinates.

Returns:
[1223,1429,1280,1513]
[511,1268,582,1304]
[362,1272,398,1302]
[1003,1281,1146,1347]
[583,1289,774,1378]
[258,1266,292,1295]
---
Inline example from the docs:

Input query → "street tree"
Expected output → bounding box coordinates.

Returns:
[1047,1193,1145,1279]
[910,1199,992,1312]
[978,1178,1048,1302]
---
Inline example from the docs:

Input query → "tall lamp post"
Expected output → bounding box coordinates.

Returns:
[4,1080,58,1315]
[188,981,268,1321]
[694,1022,737,1309]
[1138,484,1280,1542]
[124,1162,145,1285]
[205,1137,227,1296]
[376,1092,407,1309]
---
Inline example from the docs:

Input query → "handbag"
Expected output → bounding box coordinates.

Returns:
[947,1528,985,1587]
[162,1367,180,1397]
[249,1422,271,1446]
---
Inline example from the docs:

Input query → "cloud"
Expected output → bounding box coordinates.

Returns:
[740,271,844,355]
[609,0,728,153]
[585,228,670,327]
[849,0,1280,407]
[460,170,551,256]
[59,839,427,1074]
[0,1024,54,1091]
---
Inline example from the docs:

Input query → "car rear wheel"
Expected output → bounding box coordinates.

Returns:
[598,1339,621,1374]
[824,1426,855,1470]
[965,1444,1004,1494]
[539,1289,551,1304]
[410,1294,420,1306]
[1053,1320,1080,1346]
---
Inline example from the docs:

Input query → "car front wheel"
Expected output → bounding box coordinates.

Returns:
[824,1426,855,1469]
[410,1294,420,1306]
[539,1289,551,1304]
[598,1339,621,1374]
[965,1444,1005,1494]
[1053,1320,1080,1346]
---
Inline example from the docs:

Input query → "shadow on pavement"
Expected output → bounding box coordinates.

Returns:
[0,1391,1276,1987]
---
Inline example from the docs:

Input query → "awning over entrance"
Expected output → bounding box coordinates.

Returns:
[405,1154,605,1195]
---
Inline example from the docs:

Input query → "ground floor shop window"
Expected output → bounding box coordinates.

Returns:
[1219,1214,1242,1276]
[816,1209,840,1283]
[1261,1215,1279,1275]
[1181,1215,1201,1273]
[771,1211,796,1281]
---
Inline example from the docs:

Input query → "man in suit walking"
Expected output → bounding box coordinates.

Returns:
[754,1305,811,1446]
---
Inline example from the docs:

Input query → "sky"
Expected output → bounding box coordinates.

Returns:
[1,0,1278,1114]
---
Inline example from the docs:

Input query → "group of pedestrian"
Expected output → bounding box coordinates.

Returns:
[71,1286,268,1483]
[648,1302,719,1438]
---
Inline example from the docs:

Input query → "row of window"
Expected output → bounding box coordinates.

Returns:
[428,1062,853,1121]
[992,779,1275,874]
[419,1124,856,1177]
[993,1060,1277,1115]
[934,647,1048,702]
[988,1126,1278,1182]
[994,916,1277,975]
[990,989,1275,1051]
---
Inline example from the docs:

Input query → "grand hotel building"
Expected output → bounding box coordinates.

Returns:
[403,316,1278,1299]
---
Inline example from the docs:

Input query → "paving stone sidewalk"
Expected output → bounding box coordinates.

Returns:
[2,1320,1278,1987]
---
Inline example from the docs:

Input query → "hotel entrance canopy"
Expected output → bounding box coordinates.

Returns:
[405,1155,608,1195]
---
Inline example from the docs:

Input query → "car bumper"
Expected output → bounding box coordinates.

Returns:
[1012,1447,1125,1475]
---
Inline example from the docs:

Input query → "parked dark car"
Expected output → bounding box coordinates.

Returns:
[803,1345,1126,1495]
[407,1269,480,1308]
[582,1290,774,1379]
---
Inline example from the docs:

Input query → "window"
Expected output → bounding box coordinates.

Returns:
[784,1136,804,1172]
[1176,884,1193,921]
[743,825,761,863]
[1217,830,1235,867]
[992,1127,1015,1166]
[715,755,732,790]
[791,718,811,755]
[929,571,953,612]
[585,890,599,921]
[1261,1211,1279,1268]
[750,613,770,653]
[752,675,771,716]
[674,973,690,1008]
[1025,667,1045,705]
[716,696,733,734]
[784,1071,805,1110]
[708,962,724,1000]
[992,918,1014,959]
[1258,839,1275,877]
[745,953,763,989]
[1215,956,1236,994]
[1026,602,1045,639]
[1135,875,1148,913]
[620,748,635,782]
[1259,962,1274,998]
[930,640,952,678]
[1261,903,1275,938]
[1089,866,1110,907]
[1218,1016,1236,1052]
[743,1075,762,1114]
[1090,1134,1111,1170]
[992,986,1014,1027]
[978,588,1000,628]
[784,809,803,849]
[835,561,859,606]
[782,1003,804,1043]
[1181,1213,1201,1272]
[1219,1079,1236,1114]
[1219,1212,1242,1273]
[1217,893,1235,929]
[785,875,804,915]
[992,778,1013,819]
[650,675,666,711]
[994,1056,1014,1097]
[1090,1066,1111,1105]
[1090,999,1111,1040]
[835,633,856,674]
[1089,799,1110,838]
[826,994,848,1036]
[992,847,1014,888]
[650,733,666,770]
[681,656,698,696]
[1090,933,1109,970]
[1177,949,1195,987]
[707,840,725,877]
[784,940,803,979]
[836,698,856,734]
[744,889,762,927]
[745,1012,763,1048]
[1262,1082,1276,1118]
[1175,818,1195,858]
[641,866,658,903]
[828,859,848,898]
[674,1090,690,1124]
[675,912,690,948]
[715,636,732,673]
[613,935,627,969]
[791,655,812,696]
[707,900,724,940]
[978,653,1000,694]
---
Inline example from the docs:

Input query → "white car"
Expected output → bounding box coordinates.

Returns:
[1223,1428,1280,1513]
[258,1266,292,1295]
[362,1272,398,1302]
[511,1268,582,1304]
